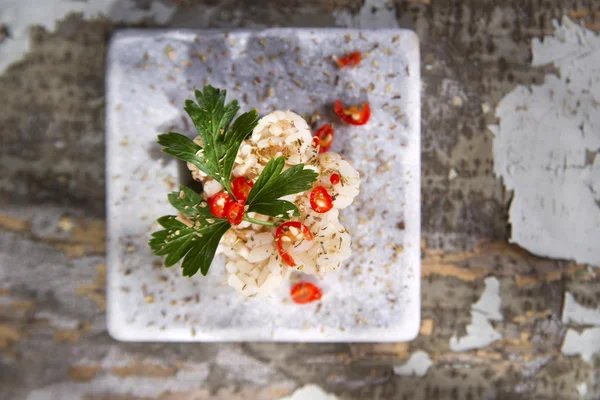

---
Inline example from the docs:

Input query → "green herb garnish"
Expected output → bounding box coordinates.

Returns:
[158,86,256,197]
[150,85,318,276]
[246,156,317,218]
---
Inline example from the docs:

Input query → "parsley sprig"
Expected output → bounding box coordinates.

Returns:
[158,86,257,197]
[150,86,318,277]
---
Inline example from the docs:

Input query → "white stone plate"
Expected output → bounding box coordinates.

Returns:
[106,28,420,342]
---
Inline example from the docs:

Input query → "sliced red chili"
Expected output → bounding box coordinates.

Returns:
[336,51,362,69]
[334,100,370,125]
[310,187,334,213]
[276,221,314,267]
[209,191,232,218]
[330,173,341,185]
[225,201,244,226]
[291,282,322,304]
[315,124,334,153]
[231,176,254,203]
[312,136,320,148]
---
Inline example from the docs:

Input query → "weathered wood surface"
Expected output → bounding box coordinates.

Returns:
[1,1,599,399]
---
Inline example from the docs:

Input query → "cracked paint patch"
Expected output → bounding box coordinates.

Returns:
[576,382,588,398]
[562,292,600,325]
[393,351,433,377]
[450,277,503,352]
[0,0,175,73]
[561,290,600,364]
[489,17,600,266]
[561,327,600,363]
[279,385,338,400]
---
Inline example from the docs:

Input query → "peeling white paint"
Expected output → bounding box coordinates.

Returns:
[0,0,175,73]
[278,385,338,400]
[481,102,491,114]
[449,312,502,352]
[450,277,503,352]
[471,277,503,321]
[333,0,399,29]
[562,292,600,325]
[393,351,433,377]
[448,168,458,180]
[576,382,588,398]
[489,17,600,266]
[561,327,600,363]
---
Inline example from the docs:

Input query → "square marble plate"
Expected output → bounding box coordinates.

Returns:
[106,28,420,342]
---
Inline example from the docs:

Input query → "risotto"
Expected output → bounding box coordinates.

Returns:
[187,110,361,297]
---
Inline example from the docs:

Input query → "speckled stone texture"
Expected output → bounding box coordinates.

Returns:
[1,1,600,399]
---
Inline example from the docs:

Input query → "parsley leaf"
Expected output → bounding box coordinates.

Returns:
[157,132,212,173]
[246,157,319,218]
[177,85,258,196]
[149,215,230,276]
[247,200,300,219]
[179,220,230,277]
[167,185,210,219]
